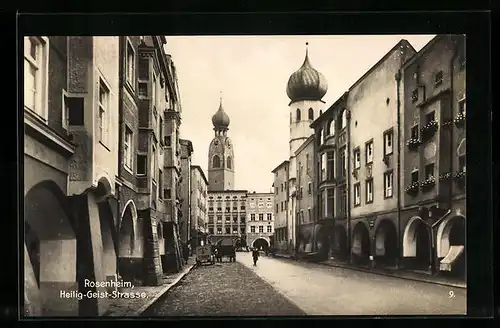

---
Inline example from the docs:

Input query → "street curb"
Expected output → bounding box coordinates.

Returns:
[273,254,467,290]
[134,263,196,316]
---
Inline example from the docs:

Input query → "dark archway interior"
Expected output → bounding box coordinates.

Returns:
[415,223,431,270]
[376,220,398,266]
[119,206,135,257]
[449,219,465,246]
[25,222,40,287]
[253,238,269,250]
[352,223,370,264]
[448,219,466,279]
[332,226,347,259]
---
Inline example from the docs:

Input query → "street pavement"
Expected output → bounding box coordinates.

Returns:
[237,252,467,316]
[143,258,305,317]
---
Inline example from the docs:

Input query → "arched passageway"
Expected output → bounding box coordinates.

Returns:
[331,225,348,260]
[374,219,398,267]
[24,181,78,316]
[252,238,269,250]
[351,222,370,265]
[118,201,143,283]
[403,217,431,270]
[437,216,466,278]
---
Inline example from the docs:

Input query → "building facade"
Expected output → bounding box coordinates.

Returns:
[24,35,187,317]
[190,165,209,247]
[294,136,316,253]
[246,192,275,249]
[400,35,466,279]
[346,40,416,267]
[179,139,194,245]
[310,94,348,259]
[206,190,248,245]
[271,160,289,252]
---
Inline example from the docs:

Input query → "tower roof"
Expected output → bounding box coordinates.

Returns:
[286,42,328,103]
[212,92,230,130]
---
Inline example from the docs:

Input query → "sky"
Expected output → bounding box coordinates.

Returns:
[165,35,435,193]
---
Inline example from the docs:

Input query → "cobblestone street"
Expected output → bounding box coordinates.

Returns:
[143,259,305,317]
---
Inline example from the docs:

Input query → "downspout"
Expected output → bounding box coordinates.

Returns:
[395,69,402,269]
[116,36,125,275]
[449,39,459,210]
[346,108,352,263]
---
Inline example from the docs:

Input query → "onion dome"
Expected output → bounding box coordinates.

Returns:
[286,42,328,103]
[212,94,230,130]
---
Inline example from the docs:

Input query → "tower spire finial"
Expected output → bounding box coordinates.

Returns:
[220,90,223,106]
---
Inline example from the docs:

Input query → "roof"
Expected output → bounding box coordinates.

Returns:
[208,190,248,194]
[295,135,315,156]
[400,35,445,71]
[310,91,348,128]
[271,160,290,173]
[190,165,208,185]
[348,39,416,92]
[179,138,194,154]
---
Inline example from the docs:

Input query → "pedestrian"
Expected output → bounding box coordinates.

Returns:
[252,248,260,266]
[182,243,189,265]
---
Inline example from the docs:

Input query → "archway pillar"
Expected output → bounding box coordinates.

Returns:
[71,192,109,316]
[24,243,42,316]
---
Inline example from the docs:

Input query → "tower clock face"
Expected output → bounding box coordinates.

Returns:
[214,139,219,146]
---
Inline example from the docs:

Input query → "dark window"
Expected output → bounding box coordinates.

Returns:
[327,151,335,180]
[66,96,85,126]
[425,163,435,179]
[225,207,230,212]
[275,204,278,213]
[212,155,221,168]
[163,188,171,199]
[308,108,314,120]
[327,188,334,217]
[259,214,264,221]
[209,228,214,234]
[159,117,163,141]
[164,135,171,146]
[411,170,419,184]
[308,182,312,194]
[340,185,347,217]
[137,155,147,175]
[319,110,323,116]
[227,156,232,169]
[411,125,419,139]
[339,147,346,177]
[138,58,149,80]
[426,111,436,124]
[138,82,148,97]
[411,89,419,103]
[225,227,230,234]
[296,108,301,121]
[434,71,443,86]
[459,99,466,115]
[158,170,163,197]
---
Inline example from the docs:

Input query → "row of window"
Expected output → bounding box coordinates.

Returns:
[410,70,446,103]
[208,206,246,211]
[249,225,273,233]
[317,110,348,143]
[249,202,273,208]
[209,195,246,200]
[209,216,246,223]
[208,227,245,234]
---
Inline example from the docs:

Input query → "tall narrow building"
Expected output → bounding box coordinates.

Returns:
[207,95,235,191]
[284,43,328,250]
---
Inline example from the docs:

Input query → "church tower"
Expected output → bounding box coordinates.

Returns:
[207,93,235,191]
[286,42,328,180]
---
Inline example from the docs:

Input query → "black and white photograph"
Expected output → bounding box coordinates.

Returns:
[23,34,467,318]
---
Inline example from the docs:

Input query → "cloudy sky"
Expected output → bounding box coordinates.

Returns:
[165,35,435,192]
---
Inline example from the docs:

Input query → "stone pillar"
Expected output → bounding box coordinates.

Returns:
[72,193,109,316]
[143,215,163,286]
[23,243,42,316]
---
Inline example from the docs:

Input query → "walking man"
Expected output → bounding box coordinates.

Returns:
[252,248,260,266]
